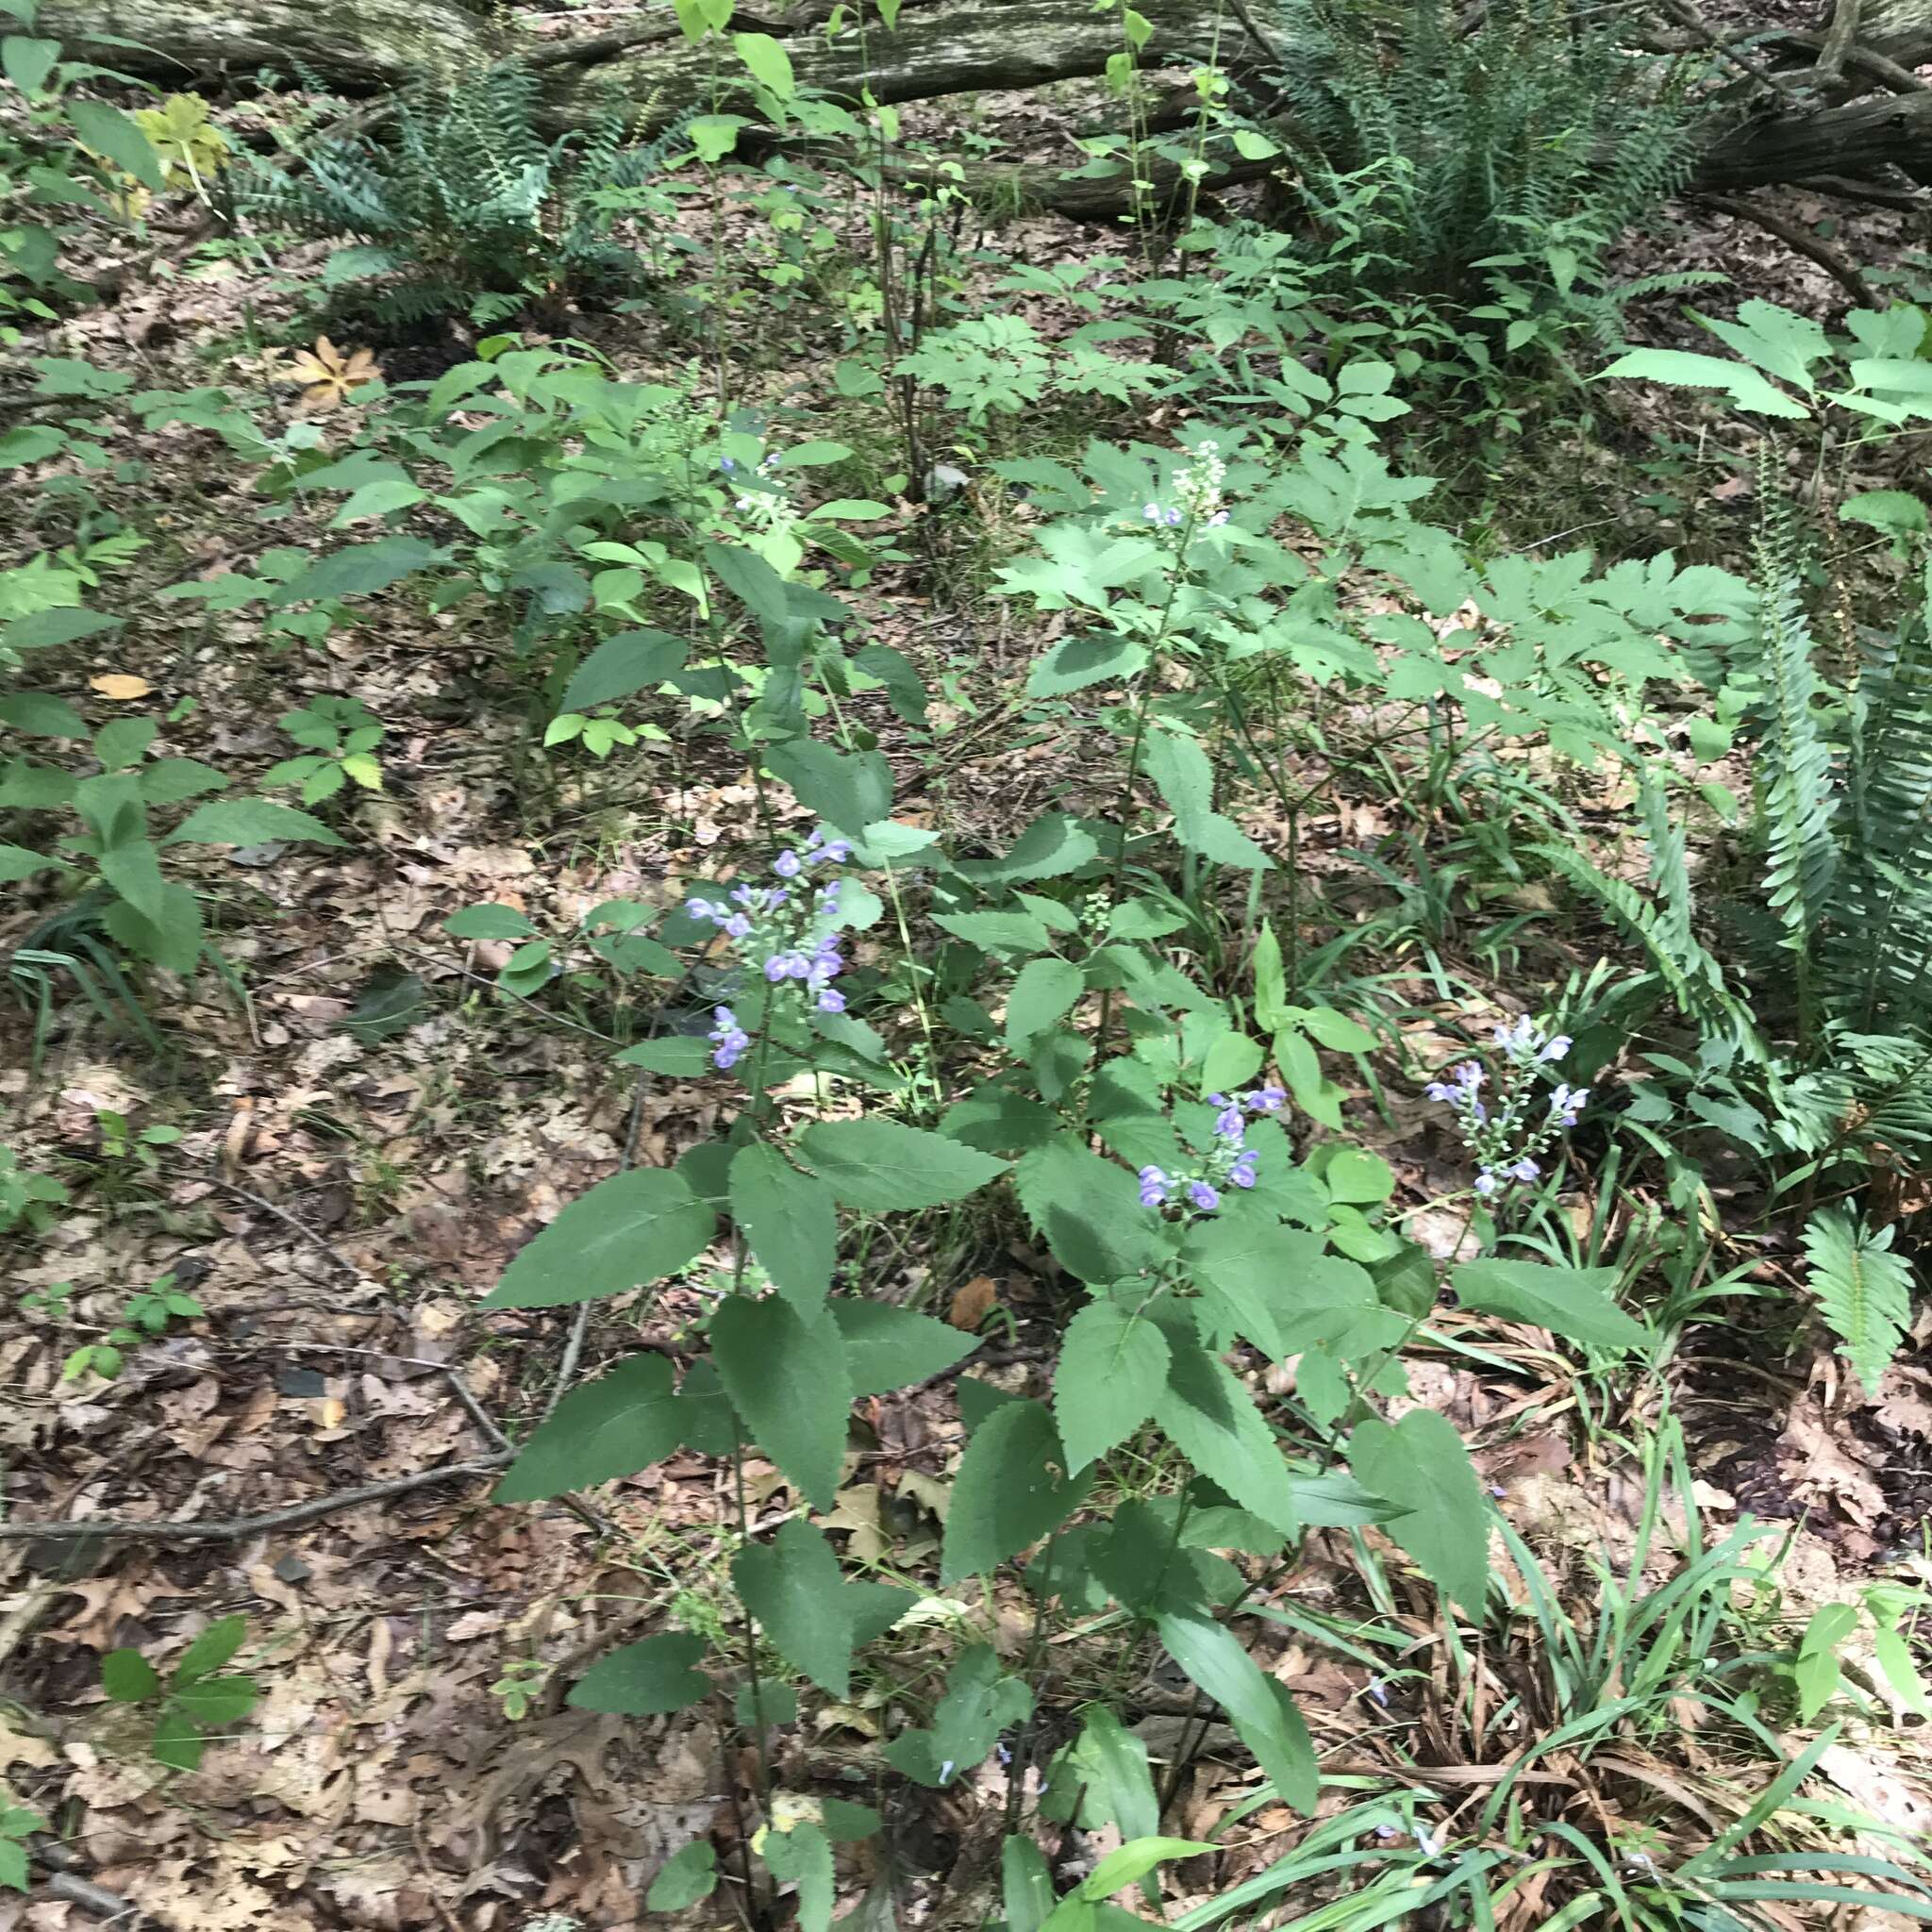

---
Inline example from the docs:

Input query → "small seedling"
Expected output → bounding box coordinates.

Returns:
[102,1614,260,1771]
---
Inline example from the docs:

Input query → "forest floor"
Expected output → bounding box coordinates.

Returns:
[4,54,1932,1932]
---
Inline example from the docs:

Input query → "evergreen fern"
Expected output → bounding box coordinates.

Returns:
[239,66,677,325]
[1252,0,1704,307]
[1801,1206,1913,1395]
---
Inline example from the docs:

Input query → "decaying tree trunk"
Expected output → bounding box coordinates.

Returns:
[33,0,1932,214]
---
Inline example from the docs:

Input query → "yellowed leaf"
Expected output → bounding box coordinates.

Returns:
[90,674,151,700]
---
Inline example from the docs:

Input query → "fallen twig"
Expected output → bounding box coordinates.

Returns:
[0,1454,514,1544]
[200,1172,364,1283]
[1696,190,1879,305]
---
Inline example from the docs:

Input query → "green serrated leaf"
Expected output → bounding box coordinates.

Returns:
[1053,1299,1169,1472]
[941,1398,1091,1584]
[495,1352,684,1501]
[483,1170,716,1309]
[710,1295,852,1509]
[731,1141,838,1314]
[797,1118,1008,1212]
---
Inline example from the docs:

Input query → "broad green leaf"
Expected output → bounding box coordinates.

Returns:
[101,1649,160,1702]
[953,813,1099,884]
[941,1398,1091,1583]
[483,1169,716,1308]
[442,903,536,941]
[829,1298,977,1393]
[1200,1031,1263,1094]
[1079,1707,1159,1844]
[569,1631,711,1714]
[331,476,425,525]
[1004,1836,1057,1932]
[1080,1837,1216,1899]
[647,1840,719,1911]
[494,1352,684,1501]
[733,1519,855,1694]
[1014,1137,1161,1285]
[764,740,891,837]
[99,836,166,924]
[3,36,58,93]
[1154,1319,1299,1534]
[1450,1257,1644,1350]
[170,1674,258,1724]
[1142,727,1272,870]
[731,1141,838,1313]
[560,629,687,710]
[1251,923,1290,1030]
[735,28,795,94]
[1053,1300,1168,1471]
[688,112,750,162]
[0,842,72,881]
[763,1820,834,1932]
[275,535,440,606]
[614,1036,713,1076]
[70,96,164,190]
[175,1614,248,1682]
[1323,1147,1392,1205]
[1349,1408,1491,1616]
[884,1643,1031,1785]
[931,908,1052,953]
[798,1118,1008,1212]
[0,691,85,738]
[1598,347,1808,420]
[710,1295,852,1509]
[4,606,122,651]
[1007,956,1083,1050]
[1155,1608,1317,1810]
[164,800,347,849]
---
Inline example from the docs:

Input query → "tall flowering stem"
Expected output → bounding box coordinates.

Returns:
[1424,1016,1589,1202]
[686,824,856,1109]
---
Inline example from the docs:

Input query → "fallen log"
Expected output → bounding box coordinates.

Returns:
[30,0,1932,212]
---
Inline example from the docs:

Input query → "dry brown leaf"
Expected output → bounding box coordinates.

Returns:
[1778,1392,1887,1529]
[284,335,382,411]
[949,1274,999,1330]
[90,673,151,700]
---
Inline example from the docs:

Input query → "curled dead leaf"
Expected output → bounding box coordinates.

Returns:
[90,674,152,700]
[948,1274,999,1331]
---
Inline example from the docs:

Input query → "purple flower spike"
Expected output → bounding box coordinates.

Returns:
[1138,1165,1170,1208]
[1228,1153,1257,1190]
[763,955,791,983]
[724,913,752,939]
[817,988,846,1013]
[708,1007,749,1070]
[1165,506,1183,527]
[1538,1034,1573,1064]
[686,896,728,924]
[1474,1170,1499,1197]
[1245,1086,1288,1113]
[1187,1179,1221,1212]
[1508,1157,1541,1183]
[774,850,802,879]
[1215,1105,1244,1138]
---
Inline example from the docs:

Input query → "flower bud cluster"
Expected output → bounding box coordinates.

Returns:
[687,825,854,1069]
[1140,439,1231,532]
[1424,1017,1589,1198]
[1139,1085,1286,1217]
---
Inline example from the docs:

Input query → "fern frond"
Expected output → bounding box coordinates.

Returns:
[1531,837,1759,1053]
[1834,558,1932,1028]
[1749,484,1839,976]
[1801,1205,1914,1394]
